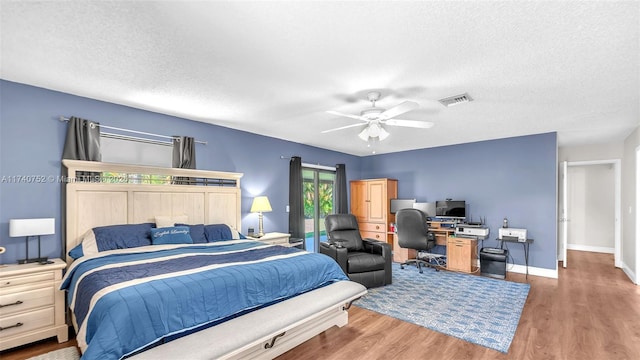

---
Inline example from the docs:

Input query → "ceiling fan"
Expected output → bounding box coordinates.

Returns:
[322,91,434,141]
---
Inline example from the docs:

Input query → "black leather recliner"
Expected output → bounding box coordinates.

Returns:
[320,214,392,288]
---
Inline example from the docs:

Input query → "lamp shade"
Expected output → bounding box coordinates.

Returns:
[9,218,55,237]
[250,196,272,213]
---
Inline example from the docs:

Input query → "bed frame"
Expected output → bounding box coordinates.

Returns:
[62,160,366,359]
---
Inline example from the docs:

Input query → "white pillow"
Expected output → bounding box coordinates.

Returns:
[155,214,189,228]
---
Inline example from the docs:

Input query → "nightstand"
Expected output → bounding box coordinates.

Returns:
[0,258,68,351]
[247,232,296,247]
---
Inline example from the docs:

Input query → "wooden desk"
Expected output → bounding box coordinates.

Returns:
[428,220,455,246]
[392,233,416,263]
[446,236,478,273]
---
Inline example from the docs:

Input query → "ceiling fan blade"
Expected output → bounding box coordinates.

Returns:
[321,123,366,133]
[385,119,434,129]
[379,101,419,119]
[326,110,368,122]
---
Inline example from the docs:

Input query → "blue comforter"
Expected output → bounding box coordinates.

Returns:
[61,240,348,360]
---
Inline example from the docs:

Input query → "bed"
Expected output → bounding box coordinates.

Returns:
[62,160,367,360]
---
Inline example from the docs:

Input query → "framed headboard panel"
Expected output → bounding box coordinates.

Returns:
[63,160,243,264]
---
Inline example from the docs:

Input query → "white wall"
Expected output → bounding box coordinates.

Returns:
[567,164,615,250]
[559,142,623,161]
[622,127,639,283]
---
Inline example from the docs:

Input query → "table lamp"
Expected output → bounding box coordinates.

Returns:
[9,218,55,265]
[250,196,272,238]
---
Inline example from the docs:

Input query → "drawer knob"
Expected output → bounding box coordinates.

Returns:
[0,322,23,331]
[0,300,23,308]
[375,225,379,229]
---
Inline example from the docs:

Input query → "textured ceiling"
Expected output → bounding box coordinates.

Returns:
[1,1,638,156]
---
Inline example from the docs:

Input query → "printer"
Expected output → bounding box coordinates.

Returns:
[455,224,489,238]
[498,227,527,242]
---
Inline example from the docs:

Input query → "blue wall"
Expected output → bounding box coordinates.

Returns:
[0,80,558,271]
[0,80,361,263]
[361,133,558,270]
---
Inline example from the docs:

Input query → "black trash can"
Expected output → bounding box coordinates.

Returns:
[480,248,508,279]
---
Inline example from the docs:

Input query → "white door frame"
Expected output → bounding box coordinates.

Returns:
[564,159,622,268]
[636,146,639,284]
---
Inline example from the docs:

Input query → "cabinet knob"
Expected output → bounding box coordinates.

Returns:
[375,225,379,230]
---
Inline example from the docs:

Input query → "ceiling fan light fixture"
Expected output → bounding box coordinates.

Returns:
[378,127,390,140]
[358,128,370,141]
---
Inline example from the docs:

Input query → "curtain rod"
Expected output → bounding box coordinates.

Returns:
[280,156,337,171]
[59,116,207,145]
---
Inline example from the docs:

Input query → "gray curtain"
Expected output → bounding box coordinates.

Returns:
[335,164,348,214]
[288,156,305,249]
[62,116,101,181]
[172,136,196,184]
[172,136,196,169]
[61,116,101,258]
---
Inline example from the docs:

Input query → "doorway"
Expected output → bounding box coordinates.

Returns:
[559,159,621,268]
[302,167,336,252]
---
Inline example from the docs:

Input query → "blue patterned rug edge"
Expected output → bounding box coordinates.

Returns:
[355,263,530,353]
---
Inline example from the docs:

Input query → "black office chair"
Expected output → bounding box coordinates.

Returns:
[396,208,442,273]
[319,214,392,288]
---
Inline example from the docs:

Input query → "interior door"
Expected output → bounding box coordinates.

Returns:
[561,160,569,268]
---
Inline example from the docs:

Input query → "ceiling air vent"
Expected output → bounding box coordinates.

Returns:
[438,93,473,107]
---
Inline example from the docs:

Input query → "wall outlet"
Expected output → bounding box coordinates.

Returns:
[286,205,290,213]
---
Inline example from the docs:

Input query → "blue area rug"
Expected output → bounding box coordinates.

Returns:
[355,263,530,353]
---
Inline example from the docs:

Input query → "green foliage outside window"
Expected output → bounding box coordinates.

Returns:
[303,181,333,219]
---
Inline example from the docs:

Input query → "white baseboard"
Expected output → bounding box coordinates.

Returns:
[567,244,614,254]
[620,260,638,285]
[507,263,558,279]
[474,259,558,279]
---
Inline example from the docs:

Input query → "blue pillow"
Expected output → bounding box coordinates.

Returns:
[175,223,207,244]
[204,224,243,242]
[68,243,84,259]
[151,226,193,245]
[92,223,154,252]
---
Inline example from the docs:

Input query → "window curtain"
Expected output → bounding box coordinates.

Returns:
[62,116,101,181]
[288,156,305,249]
[61,116,101,259]
[335,164,348,214]
[172,136,196,184]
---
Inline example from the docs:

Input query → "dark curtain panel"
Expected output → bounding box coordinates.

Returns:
[172,136,196,184]
[288,156,305,249]
[61,116,101,181]
[335,164,348,214]
[61,116,101,258]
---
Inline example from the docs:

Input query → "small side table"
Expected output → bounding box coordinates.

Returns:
[498,238,534,279]
[248,232,298,247]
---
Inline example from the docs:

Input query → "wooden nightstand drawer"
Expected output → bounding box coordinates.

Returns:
[0,273,54,289]
[0,286,55,317]
[0,307,55,338]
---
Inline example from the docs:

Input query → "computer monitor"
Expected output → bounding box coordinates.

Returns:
[413,202,436,218]
[390,199,416,214]
[435,200,466,219]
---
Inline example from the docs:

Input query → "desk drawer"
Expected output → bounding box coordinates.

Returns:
[0,307,54,338]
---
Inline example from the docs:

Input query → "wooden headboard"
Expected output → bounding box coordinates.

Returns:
[63,160,243,264]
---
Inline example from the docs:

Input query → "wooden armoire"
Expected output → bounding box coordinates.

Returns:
[350,178,398,244]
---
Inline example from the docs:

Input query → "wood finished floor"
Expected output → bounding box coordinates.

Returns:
[2,251,638,360]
